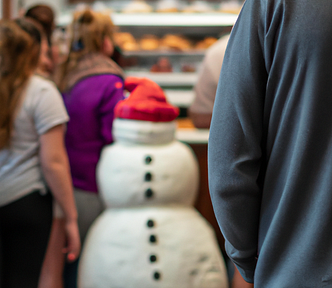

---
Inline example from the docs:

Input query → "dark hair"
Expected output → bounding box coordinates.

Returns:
[14,18,41,45]
[25,4,54,45]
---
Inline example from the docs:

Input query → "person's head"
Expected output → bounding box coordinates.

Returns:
[56,9,117,91]
[0,19,41,149]
[69,8,116,57]
[25,4,55,45]
[23,16,54,76]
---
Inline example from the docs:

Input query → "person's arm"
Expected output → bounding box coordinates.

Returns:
[39,124,80,261]
[208,0,267,283]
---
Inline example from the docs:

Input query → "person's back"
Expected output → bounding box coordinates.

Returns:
[62,72,124,192]
[208,0,332,287]
[57,9,125,195]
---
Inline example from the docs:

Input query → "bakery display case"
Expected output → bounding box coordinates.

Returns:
[57,0,240,111]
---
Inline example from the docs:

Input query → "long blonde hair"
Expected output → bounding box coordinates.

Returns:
[0,19,41,149]
[56,9,117,92]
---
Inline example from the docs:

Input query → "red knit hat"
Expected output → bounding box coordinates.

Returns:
[114,77,179,122]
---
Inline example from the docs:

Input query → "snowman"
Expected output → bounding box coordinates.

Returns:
[78,77,229,288]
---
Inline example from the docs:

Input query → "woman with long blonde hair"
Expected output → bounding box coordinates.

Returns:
[54,8,125,288]
[0,19,80,288]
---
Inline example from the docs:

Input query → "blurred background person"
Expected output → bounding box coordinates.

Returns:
[0,18,80,288]
[189,34,230,129]
[25,4,56,77]
[54,8,125,288]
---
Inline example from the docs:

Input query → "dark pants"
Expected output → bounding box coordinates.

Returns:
[0,191,53,288]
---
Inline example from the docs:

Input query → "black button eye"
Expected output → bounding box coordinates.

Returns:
[145,172,152,181]
[145,156,152,164]
[153,271,161,280]
[145,188,154,198]
[149,235,157,243]
[147,219,155,228]
[150,254,157,262]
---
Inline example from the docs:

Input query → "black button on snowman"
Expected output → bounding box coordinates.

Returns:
[78,77,229,288]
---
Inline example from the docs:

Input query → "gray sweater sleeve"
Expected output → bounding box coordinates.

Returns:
[208,0,267,282]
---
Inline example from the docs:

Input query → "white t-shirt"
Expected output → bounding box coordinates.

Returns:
[0,75,69,206]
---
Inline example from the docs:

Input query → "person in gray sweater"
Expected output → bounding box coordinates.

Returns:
[208,0,332,287]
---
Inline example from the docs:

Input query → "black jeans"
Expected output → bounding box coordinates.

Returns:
[0,190,53,288]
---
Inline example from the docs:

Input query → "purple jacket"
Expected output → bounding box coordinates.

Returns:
[62,74,124,193]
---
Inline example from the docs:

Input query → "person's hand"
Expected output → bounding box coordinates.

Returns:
[62,219,81,262]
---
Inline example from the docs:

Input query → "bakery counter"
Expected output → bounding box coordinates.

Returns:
[176,126,209,144]
[125,71,198,86]
[176,117,209,143]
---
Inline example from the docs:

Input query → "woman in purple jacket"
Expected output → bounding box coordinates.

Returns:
[55,8,125,288]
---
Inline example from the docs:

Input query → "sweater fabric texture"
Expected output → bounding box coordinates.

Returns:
[208,0,332,287]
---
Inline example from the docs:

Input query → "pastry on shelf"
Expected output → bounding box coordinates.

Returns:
[182,1,214,13]
[122,41,140,51]
[122,0,154,13]
[219,1,243,14]
[91,1,114,14]
[139,34,160,50]
[156,0,180,13]
[114,32,139,51]
[194,37,218,50]
[181,63,196,73]
[150,57,173,72]
[159,34,192,51]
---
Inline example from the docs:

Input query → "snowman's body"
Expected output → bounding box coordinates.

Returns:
[78,119,229,288]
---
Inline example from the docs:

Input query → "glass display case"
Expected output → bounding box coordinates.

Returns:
[57,0,239,110]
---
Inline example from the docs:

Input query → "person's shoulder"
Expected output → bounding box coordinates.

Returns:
[207,34,230,56]
[92,73,124,82]
[202,34,230,73]
[29,74,58,92]
[25,75,62,106]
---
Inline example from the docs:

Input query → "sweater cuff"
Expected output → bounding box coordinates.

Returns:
[225,240,257,283]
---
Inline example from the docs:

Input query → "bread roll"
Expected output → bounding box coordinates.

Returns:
[182,1,214,13]
[139,35,160,50]
[122,1,153,13]
[160,34,192,51]
[156,0,179,12]
[219,1,243,14]
[115,32,139,51]
[150,57,173,72]
[195,37,218,49]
